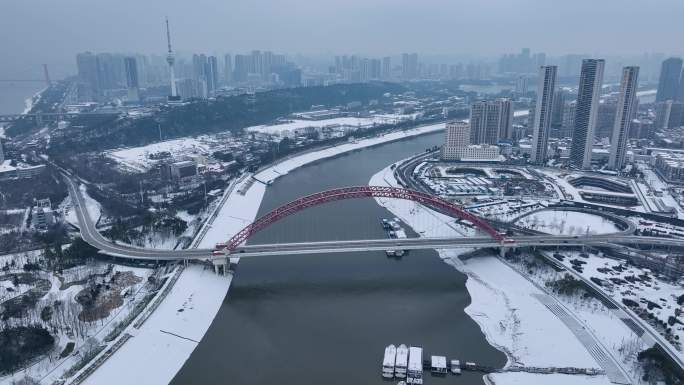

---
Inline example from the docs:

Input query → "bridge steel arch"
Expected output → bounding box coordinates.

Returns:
[220,185,503,252]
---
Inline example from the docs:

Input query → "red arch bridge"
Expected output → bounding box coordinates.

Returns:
[213,185,505,254]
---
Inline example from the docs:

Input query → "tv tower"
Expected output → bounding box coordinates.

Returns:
[165,17,179,101]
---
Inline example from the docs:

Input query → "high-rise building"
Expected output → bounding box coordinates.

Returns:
[382,57,391,79]
[95,53,126,91]
[469,99,513,145]
[608,66,639,170]
[498,99,513,140]
[656,57,683,102]
[655,100,684,129]
[233,54,250,82]
[596,99,618,139]
[76,52,100,101]
[176,78,197,99]
[0,139,4,163]
[224,54,232,84]
[370,59,382,80]
[272,64,301,87]
[206,56,219,93]
[561,100,577,138]
[124,57,140,102]
[442,121,500,161]
[550,89,567,130]
[530,66,557,164]
[515,76,528,95]
[569,59,605,169]
[442,121,470,160]
[402,53,418,79]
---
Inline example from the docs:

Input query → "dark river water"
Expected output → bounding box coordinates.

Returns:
[171,133,506,385]
[0,82,43,114]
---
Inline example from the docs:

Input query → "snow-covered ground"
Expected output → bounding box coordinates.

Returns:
[107,136,213,173]
[22,87,46,115]
[552,249,684,357]
[199,179,266,248]
[0,256,156,385]
[244,114,417,136]
[80,265,231,385]
[487,372,613,385]
[61,185,103,228]
[517,210,621,235]
[369,163,637,384]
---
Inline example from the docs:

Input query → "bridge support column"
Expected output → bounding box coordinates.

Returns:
[212,257,229,276]
[499,246,507,258]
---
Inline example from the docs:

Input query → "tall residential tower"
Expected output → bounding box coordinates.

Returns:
[124,57,140,102]
[608,67,640,171]
[469,99,513,145]
[656,57,682,102]
[569,59,605,169]
[530,66,557,164]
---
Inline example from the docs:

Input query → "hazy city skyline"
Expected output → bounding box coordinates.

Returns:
[3,0,684,78]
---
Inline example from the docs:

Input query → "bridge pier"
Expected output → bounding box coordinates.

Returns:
[212,257,229,276]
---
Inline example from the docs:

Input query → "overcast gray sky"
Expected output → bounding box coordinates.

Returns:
[2,0,683,78]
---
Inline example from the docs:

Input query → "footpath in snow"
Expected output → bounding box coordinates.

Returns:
[81,123,446,385]
[369,163,629,385]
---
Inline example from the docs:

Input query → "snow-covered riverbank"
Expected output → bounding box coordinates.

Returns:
[22,86,47,115]
[200,122,445,246]
[81,123,446,385]
[369,163,622,385]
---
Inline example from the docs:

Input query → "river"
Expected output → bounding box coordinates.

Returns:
[0,82,44,115]
[171,133,506,385]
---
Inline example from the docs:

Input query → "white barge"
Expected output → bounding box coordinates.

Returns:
[407,346,423,384]
[382,344,397,378]
[394,344,409,378]
[430,355,447,375]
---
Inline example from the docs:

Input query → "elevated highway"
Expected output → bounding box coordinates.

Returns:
[65,174,684,261]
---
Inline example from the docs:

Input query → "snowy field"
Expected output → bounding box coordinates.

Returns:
[517,210,621,235]
[106,115,423,173]
[243,114,417,136]
[107,136,213,173]
[369,163,636,384]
